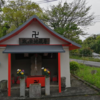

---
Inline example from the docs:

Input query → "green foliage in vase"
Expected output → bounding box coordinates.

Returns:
[42,68,50,78]
[17,69,25,79]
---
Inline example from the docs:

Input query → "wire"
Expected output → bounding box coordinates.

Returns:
[34,0,58,4]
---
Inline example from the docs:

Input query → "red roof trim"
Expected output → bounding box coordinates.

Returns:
[0,44,71,46]
[36,19,70,44]
[0,19,33,43]
[0,15,81,50]
[0,18,70,44]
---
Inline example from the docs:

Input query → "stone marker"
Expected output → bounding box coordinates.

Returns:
[91,70,97,75]
[61,77,66,88]
[20,78,25,97]
[29,83,41,98]
[45,77,50,95]
[0,80,7,90]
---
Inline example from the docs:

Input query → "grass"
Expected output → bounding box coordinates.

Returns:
[70,55,100,62]
[74,64,100,89]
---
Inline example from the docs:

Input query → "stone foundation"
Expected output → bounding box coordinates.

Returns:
[61,77,66,88]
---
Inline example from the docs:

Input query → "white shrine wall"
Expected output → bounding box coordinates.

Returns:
[61,46,71,87]
[0,48,8,81]
[1,21,66,45]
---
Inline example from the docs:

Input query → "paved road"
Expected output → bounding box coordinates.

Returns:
[70,59,100,67]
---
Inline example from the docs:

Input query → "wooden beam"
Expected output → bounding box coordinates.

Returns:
[8,53,11,96]
[58,53,61,93]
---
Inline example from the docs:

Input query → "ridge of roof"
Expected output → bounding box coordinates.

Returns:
[0,15,81,48]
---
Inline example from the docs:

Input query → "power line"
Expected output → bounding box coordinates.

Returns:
[34,0,58,4]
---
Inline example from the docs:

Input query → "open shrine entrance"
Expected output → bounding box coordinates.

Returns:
[11,53,58,87]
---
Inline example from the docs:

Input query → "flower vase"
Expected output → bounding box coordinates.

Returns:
[20,78,25,97]
[45,77,50,95]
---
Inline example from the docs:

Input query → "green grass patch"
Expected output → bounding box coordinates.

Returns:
[74,64,100,89]
[70,55,100,62]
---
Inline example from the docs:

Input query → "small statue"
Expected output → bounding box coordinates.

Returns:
[30,54,42,76]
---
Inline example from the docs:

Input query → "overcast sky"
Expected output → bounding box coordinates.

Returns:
[33,0,100,40]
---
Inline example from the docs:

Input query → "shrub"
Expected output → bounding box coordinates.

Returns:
[70,61,79,73]
[79,47,93,57]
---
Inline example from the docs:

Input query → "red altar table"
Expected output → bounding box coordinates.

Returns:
[26,76,45,88]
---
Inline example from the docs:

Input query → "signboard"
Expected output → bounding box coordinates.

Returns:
[26,76,45,87]
[19,38,50,45]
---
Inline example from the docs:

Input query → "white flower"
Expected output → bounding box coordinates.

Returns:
[41,67,44,69]
[17,69,19,71]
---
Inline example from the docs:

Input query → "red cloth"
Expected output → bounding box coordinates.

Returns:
[52,77,58,81]
[11,76,15,84]
[16,76,20,84]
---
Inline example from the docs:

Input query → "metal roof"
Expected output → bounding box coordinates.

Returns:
[3,45,65,53]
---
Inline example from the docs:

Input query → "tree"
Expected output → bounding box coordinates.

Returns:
[90,35,100,53]
[1,0,43,35]
[83,36,95,48]
[43,0,94,43]
[0,23,10,37]
[82,35,100,54]
[0,0,5,10]
[79,47,93,57]
[0,0,5,37]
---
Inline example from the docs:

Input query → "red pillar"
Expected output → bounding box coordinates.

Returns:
[8,53,11,96]
[58,53,61,93]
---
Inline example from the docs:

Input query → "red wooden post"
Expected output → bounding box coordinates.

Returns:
[58,53,61,93]
[8,53,11,96]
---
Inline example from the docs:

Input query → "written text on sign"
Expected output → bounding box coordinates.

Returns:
[19,38,50,45]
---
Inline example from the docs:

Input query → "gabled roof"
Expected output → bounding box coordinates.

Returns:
[0,15,81,50]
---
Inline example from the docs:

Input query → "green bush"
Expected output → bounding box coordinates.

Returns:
[79,47,93,57]
[70,61,79,73]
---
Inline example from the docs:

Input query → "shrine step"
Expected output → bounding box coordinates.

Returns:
[15,95,100,100]
[50,85,58,88]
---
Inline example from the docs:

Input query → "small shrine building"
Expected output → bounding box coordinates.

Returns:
[0,15,81,96]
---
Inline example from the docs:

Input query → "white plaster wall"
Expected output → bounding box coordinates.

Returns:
[61,47,71,87]
[0,48,8,81]
[1,21,66,44]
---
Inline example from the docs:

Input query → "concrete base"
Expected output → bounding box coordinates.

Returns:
[20,78,25,97]
[29,83,41,98]
[45,77,50,95]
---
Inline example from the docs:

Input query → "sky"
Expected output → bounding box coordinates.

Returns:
[5,0,100,41]
[33,0,100,41]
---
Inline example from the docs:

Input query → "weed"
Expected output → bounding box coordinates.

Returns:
[74,64,100,89]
